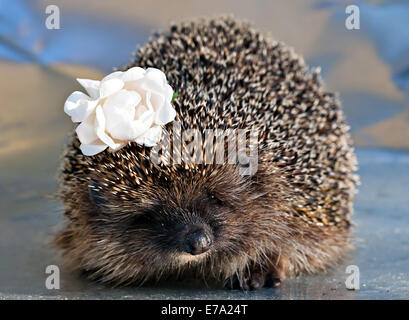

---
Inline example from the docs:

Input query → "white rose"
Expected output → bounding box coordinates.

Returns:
[64,67,177,156]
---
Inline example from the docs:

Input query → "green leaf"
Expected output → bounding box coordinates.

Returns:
[171,92,179,103]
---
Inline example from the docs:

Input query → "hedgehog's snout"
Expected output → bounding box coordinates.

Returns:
[183,224,213,255]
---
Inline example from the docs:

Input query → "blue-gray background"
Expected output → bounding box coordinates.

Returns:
[0,0,408,299]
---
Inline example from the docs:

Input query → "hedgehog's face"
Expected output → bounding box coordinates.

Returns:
[76,160,270,283]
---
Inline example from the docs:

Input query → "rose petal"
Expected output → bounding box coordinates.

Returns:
[122,67,146,82]
[165,84,174,103]
[137,106,155,124]
[76,114,98,145]
[72,100,98,123]
[64,91,97,123]
[134,103,149,119]
[80,140,108,156]
[64,91,88,114]
[138,76,164,95]
[106,120,138,141]
[146,91,175,125]
[131,108,155,138]
[148,91,165,112]
[108,141,126,152]
[103,90,142,140]
[145,68,166,86]
[99,78,124,98]
[94,105,121,149]
[125,69,167,99]
[134,125,162,147]
[101,71,123,82]
[77,78,100,99]
[104,90,140,118]
[155,102,177,125]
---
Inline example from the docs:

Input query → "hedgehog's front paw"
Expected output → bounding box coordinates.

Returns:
[224,271,281,291]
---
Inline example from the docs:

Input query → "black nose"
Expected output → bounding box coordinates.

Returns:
[184,227,213,255]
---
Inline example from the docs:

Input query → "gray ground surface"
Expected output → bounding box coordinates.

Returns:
[0,148,408,300]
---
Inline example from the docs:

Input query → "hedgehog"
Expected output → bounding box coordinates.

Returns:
[55,16,358,290]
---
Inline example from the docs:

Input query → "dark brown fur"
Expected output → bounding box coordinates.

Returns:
[55,17,358,290]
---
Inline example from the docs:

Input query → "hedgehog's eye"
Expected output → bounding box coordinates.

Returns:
[207,192,223,206]
[128,204,162,226]
[128,213,152,227]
